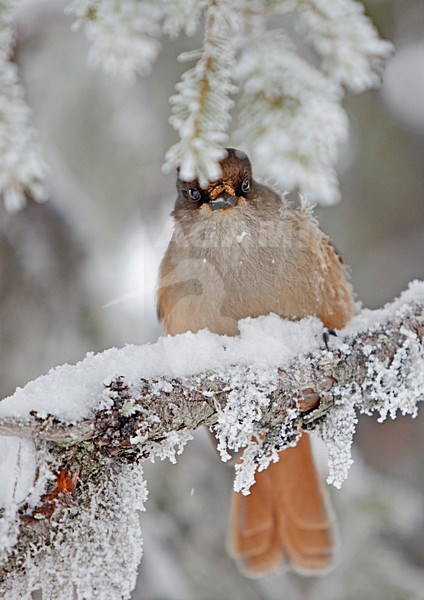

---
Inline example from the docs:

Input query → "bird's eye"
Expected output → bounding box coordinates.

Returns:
[188,188,201,201]
[241,178,250,193]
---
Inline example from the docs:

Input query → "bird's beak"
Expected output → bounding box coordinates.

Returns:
[209,194,238,210]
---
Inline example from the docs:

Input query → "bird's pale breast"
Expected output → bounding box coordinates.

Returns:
[157,206,354,336]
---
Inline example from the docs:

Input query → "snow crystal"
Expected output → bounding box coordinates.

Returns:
[322,401,358,489]
[210,364,302,495]
[145,430,193,464]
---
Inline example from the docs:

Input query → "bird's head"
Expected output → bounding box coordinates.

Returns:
[174,148,254,214]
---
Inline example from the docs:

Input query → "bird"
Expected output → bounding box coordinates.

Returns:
[157,148,355,576]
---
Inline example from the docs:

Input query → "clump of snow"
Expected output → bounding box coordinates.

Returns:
[341,280,424,335]
[322,401,358,489]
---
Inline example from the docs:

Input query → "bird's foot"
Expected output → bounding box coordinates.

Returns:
[322,328,337,351]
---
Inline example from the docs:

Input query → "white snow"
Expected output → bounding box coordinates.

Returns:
[0,0,48,213]
[0,438,36,507]
[341,280,424,336]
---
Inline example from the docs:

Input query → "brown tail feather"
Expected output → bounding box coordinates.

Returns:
[229,433,335,577]
[231,468,273,558]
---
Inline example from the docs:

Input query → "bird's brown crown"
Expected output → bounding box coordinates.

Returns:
[175,148,253,212]
[209,148,252,187]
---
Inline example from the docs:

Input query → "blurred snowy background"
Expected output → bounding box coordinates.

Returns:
[1,0,423,598]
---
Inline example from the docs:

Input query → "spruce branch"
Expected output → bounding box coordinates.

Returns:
[295,0,395,92]
[1,0,394,211]
[0,0,47,212]
[62,0,394,202]
[234,31,349,204]
[66,0,164,83]
[163,0,239,186]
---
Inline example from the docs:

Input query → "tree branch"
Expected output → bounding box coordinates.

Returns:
[0,285,423,595]
[0,296,422,448]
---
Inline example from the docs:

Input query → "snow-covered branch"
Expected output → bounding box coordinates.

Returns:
[0,0,47,212]
[1,0,393,212]
[163,0,239,186]
[0,282,423,597]
[161,0,394,203]
[66,0,164,83]
[0,292,422,446]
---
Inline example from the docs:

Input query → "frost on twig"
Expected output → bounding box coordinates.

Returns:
[66,0,164,84]
[0,0,47,212]
[161,0,394,202]
[295,0,394,92]
[234,31,348,205]
[0,282,423,596]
